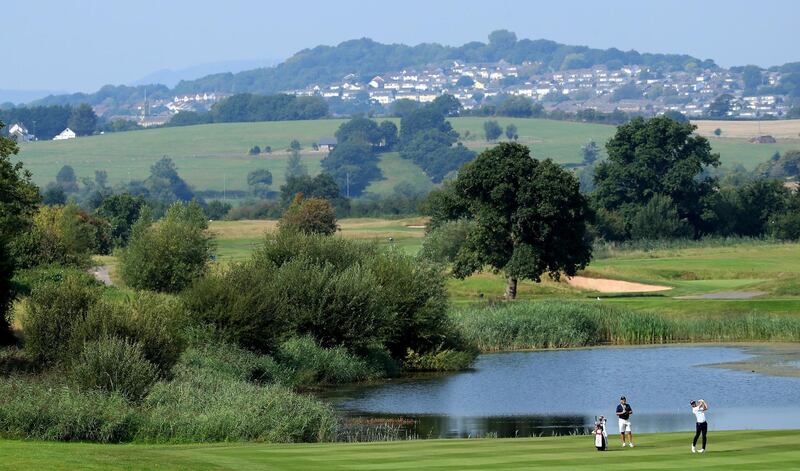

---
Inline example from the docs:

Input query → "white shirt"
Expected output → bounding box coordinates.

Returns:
[692,406,706,423]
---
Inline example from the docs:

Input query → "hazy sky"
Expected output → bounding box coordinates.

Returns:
[5,0,799,92]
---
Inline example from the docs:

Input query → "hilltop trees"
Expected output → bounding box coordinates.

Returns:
[593,116,720,237]
[430,142,592,299]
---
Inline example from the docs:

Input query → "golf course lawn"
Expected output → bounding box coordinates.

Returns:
[205,218,800,314]
[3,430,799,470]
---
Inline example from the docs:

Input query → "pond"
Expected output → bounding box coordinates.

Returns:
[325,345,800,438]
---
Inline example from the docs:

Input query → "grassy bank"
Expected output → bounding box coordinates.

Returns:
[452,300,800,352]
[2,429,799,470]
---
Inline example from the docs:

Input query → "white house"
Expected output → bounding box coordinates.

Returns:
[53,128,77,140]
[9,123,34,142]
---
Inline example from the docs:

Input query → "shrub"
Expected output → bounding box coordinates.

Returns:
[10,204,100,268]
[182,261,295,353]
[0,377,138,442]
[403,347,475,372]
[71,292,186,375]
[119,202,214,293]
[278,195,338,235]
[21,273,101,364]
[71,337,159,401]
[628,195,692,240]
[255,229,377,271]
[186,231,471,369]
[276,336,382,385]
[772,210,800,241]
[419,219,474,264]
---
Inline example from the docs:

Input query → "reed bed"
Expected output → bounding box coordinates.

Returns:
[451,300,800,352]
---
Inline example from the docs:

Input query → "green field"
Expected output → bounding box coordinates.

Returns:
[15,118,798,198]
[3,430,799,470]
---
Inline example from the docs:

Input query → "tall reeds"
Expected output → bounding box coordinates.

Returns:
[452,300,800,351]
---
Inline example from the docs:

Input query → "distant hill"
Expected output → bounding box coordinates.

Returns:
[0,89,66,106]
[32,31,718,108]
[131,58,282,88]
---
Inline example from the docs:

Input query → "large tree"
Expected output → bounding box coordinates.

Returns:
[441,142,592,298]
[593,116,720,235]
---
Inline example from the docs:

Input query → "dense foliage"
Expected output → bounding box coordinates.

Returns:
[0,124,40,343]
[182,230,472,365]
[119,201,213,293]
[593,116,720,238]
[399,102,475,182]
[279,195,338,235]
[167,94,327,126]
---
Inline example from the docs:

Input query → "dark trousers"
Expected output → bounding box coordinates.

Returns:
[693,421,708,449]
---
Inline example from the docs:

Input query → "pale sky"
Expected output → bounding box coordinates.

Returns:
[4,0,799,92]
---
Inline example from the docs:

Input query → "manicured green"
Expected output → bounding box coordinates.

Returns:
[15,118,798,198]
[2,430,799,470]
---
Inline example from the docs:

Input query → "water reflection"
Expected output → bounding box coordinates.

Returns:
[325,346,800,438]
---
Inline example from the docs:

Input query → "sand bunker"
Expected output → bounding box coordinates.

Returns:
[567,276,672,293]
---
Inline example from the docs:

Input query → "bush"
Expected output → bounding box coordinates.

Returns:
[278,195,338,235]
[119,202,214,293]
[403,347,475,372]
[0,377,138,442]
[10,204,101,268]
[628,194,692,240]
[71,292,186,375]
[419,219,474,264]
[21,273,101,364]
[71,337,159,401]
[186,231,471,369]
[182,261,293,353]
[772,210,800,241]
[276,336,383,385]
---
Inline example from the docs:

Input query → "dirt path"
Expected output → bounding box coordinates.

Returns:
[90,265,113,286]
[566,276,672,293]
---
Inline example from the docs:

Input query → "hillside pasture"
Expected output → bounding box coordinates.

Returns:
[692,118,800,139]
[15,118,800,198]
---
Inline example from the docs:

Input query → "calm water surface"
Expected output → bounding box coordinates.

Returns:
[325,346,800,438]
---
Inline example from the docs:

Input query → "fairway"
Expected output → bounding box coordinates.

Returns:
[206,219,800,316]
[2,430,799,470]
[14,118,799,197]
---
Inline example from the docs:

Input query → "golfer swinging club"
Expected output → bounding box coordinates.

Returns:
[616,396,634,447]
[691,399,709,453]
